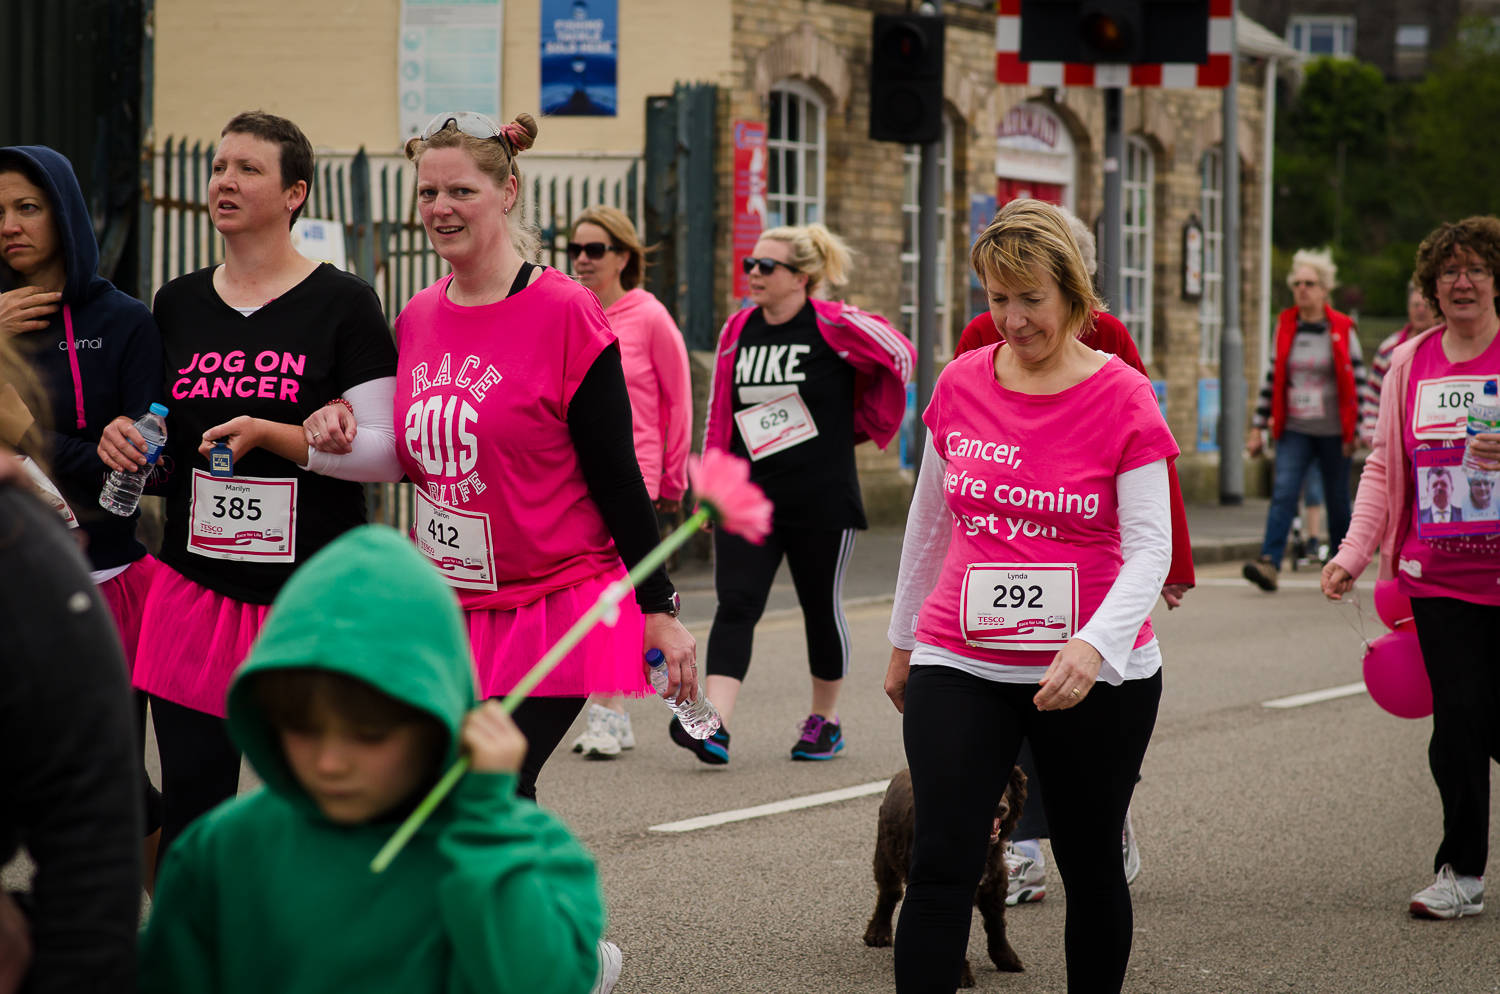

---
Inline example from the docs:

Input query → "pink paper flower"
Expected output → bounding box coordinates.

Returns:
[689,449,773,545]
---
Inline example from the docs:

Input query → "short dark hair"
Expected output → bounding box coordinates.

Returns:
[221,111,315,228]
[1413,215,1500,318]
[250,668,447,769]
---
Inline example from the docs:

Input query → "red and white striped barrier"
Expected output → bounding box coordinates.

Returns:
[995,0,1233,89]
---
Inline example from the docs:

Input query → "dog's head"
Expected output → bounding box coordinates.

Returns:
[989,766,1028,845]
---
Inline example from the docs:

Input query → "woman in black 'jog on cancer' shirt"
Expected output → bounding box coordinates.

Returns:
[98,112,398,871]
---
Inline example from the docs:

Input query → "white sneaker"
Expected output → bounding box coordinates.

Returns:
[591,939,622,994]
[1004,842,1046,906]
[1122,806,1141,886]
[571,705,634,758]
[1410,864,1484,919]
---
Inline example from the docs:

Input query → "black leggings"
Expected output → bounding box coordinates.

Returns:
[505,696,588,801]
[150,696,241,862]
[895,665,1161,994]
[706,525,856,683]
[1410,595,1500,877]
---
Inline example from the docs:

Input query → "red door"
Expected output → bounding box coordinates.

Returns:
[997,178,1064,207]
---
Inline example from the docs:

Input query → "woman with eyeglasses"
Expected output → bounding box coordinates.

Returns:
[1242,248,1367,592]
[684,224,913,766]
[306,113,693,831]
[1324,216,1500,921]
[96,111,399,868]
[563,205,692,759]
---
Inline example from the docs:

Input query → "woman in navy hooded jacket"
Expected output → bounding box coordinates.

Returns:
[0,145,164,860]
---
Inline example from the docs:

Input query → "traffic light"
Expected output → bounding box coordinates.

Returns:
[1019,0,1209,65]
[869,14,945,144]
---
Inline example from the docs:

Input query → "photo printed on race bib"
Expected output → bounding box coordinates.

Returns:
[187,471,297,563]
[733,390,819,460]
[959,563,1078,649]
[1414,447,1500,538]
[1413,376,1495,440]
[414,488,498,591]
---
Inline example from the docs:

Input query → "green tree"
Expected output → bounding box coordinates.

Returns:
[1410,18,1500,223]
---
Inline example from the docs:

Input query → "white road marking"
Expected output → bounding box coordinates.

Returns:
[1262,682,1368,708]
[649,780,891,833]
[1194,578,1325,588]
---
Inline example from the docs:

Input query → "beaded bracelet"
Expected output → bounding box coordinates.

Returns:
[328,398,355,417]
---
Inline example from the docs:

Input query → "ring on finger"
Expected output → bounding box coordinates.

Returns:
[1070,686,1081,697]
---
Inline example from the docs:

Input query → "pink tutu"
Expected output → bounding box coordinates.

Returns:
[97,555,159,674]
[132,564,271,718]
[469,563,652,699]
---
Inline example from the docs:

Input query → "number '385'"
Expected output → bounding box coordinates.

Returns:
[211,495,262,521]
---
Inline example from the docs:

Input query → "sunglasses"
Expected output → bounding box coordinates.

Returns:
[418,111,512,148]
[568,241,620,260]
[742,257,800,277]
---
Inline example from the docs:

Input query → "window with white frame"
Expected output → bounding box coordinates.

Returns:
[766,83,825,228]
[900,119,954,349]
[1121,137,1155,363]
[1198,148,1224,365]
[1287,15,1356,58]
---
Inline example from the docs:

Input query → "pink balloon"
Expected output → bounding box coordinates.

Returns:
[1373,578,1416,631]
[1363,630,1432,719]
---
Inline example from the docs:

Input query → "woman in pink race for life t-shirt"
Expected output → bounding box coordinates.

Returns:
[304,112,697,819]
[1325,216,1500,921]
[884,200,1177,994]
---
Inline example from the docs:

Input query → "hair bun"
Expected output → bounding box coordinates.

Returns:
[503,113,538,153]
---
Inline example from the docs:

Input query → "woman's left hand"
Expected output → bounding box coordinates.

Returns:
[643,612,698,705]
[1468,431,1500,473]
[198,416,264,460]
[1033,638,1104,711]
[303,403,357,455]
[1161,583,1190,610]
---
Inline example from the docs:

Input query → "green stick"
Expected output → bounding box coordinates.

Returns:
[371,507,712,873]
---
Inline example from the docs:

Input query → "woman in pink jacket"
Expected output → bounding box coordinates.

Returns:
[684,223,914,766]
[565,205,692,758]
[1323,216,1500,920]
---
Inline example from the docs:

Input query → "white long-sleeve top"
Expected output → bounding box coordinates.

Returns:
[888,434,1171,685]
[297,376,404,482]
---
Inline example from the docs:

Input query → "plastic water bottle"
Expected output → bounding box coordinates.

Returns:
[646,648,722,738]
[1463,380,1500,471]
[100,403,169,517]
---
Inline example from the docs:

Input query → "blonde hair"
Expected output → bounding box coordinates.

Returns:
[572,205,649,291]
[970,199,1104,338]
[1287,247,1338,291]
[758,223,852,294]
[406,113,542,261]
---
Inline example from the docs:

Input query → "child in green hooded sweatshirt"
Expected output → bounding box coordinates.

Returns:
[139,525,605,994]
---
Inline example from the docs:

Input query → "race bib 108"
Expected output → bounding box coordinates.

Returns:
[959,563,1078,650]
[1413,376,1496,440]
[187,471,297,563]
[414,488,498,591]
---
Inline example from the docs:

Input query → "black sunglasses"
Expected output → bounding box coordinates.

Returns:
[742,257,800,277]
[568,241,620,260]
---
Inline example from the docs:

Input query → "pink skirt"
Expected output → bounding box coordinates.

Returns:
[132,564,271,718]
[469,563,652,699]
[97,555,159,675]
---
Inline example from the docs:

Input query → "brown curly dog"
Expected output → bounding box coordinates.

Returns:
[862,766,1028,987]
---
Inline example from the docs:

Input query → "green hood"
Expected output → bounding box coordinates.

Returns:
[227,525,477,809]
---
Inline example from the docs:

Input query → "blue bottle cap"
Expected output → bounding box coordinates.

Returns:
[645,648,666,667]
[150,402,169,416]
[1486,380,1497,396]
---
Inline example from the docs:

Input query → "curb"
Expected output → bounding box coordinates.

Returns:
[1190,540,1263,565]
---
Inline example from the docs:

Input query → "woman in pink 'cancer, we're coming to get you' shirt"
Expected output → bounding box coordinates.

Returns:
[563,204,693,759]
[1324,215,1500,922]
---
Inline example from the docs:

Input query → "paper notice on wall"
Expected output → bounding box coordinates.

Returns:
[398,0,504,144]
[732,121,768,302]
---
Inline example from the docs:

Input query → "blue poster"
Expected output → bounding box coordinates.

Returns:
[968,193,997,321]
[1197,378,1220,453]
[540,0,616,116]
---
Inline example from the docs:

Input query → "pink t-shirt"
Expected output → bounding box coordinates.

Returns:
[393,269,622,612]
[607,288,692,501]
[915,346,1180,666]
[1397,328,1500,604]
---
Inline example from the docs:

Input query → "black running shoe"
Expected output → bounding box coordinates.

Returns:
[790,714,845,760]
[669,716,729,765]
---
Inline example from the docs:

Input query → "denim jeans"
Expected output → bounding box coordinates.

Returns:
[1260,430,1350,566]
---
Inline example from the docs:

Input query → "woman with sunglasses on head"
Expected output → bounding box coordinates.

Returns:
[686,224,914,766]
[1242,248,1367,592]
[96,111,400,867]
[306,112,694,825]
[563,205,692,759]
[1324,217,1500,920]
